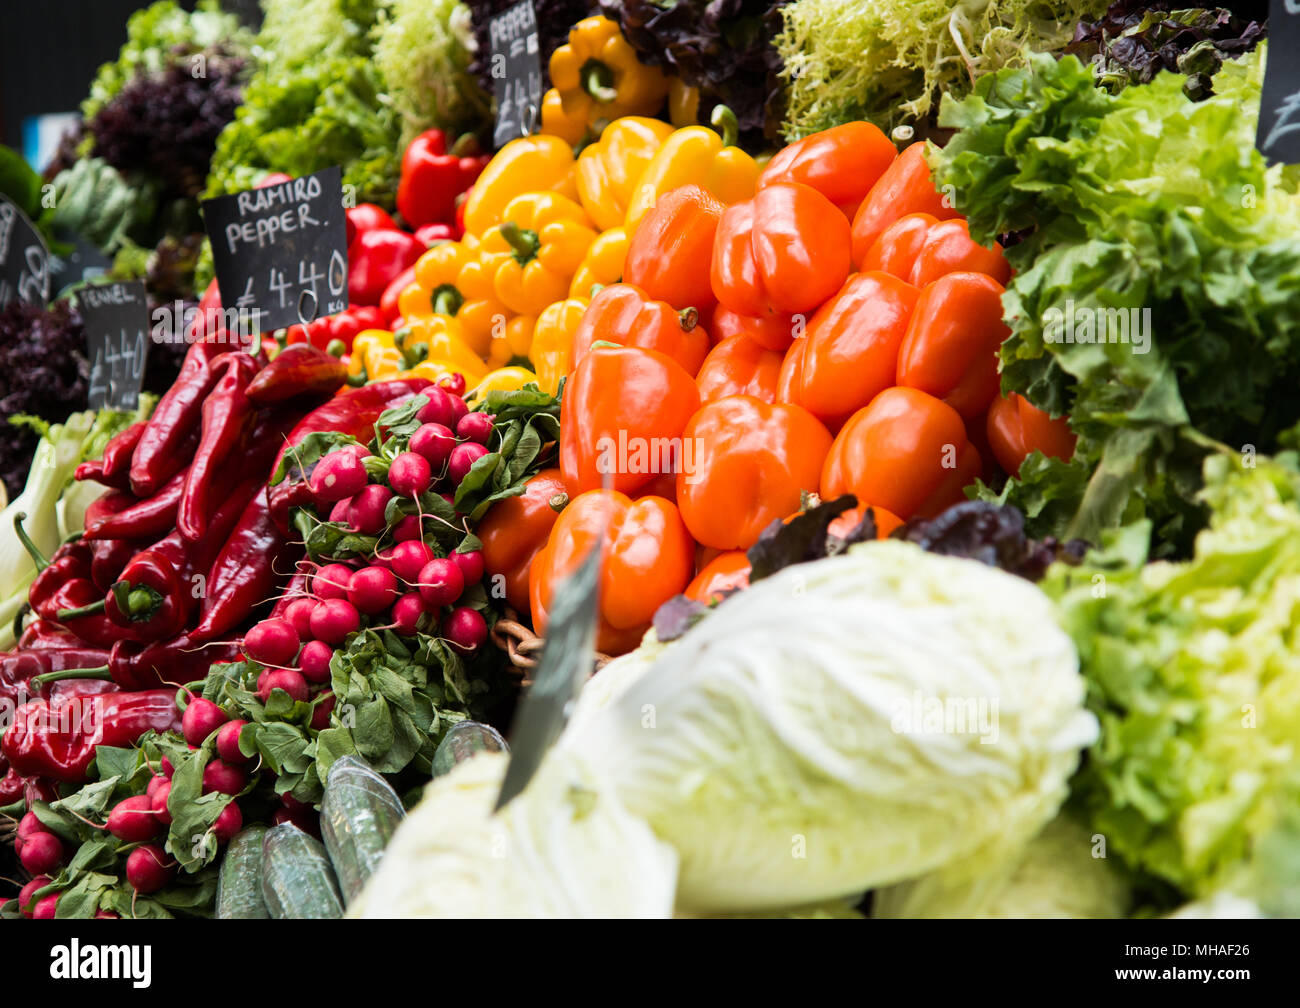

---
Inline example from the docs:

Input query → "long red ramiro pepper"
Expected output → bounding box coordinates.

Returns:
[82,490,139,533]
[35,634,241,692]
[75,422,144,491]
[89,538,140,592]
[129,338,225,497]
[105,476,262,641]
[19,526,141,649]
[267,377,432,534]
[83,467,187,541]
[178,351,259,542]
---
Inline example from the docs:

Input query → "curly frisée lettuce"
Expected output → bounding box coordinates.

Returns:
[1044,452,1300,903]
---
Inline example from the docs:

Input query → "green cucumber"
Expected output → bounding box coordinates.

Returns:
[260,824,344,919]
[431,721,508,778]
[216,825,269,919]
[321,756,405,905]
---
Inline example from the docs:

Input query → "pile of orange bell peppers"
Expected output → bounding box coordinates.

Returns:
[478,121,1077,657]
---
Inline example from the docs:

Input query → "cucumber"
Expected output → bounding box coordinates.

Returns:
[216,826,269,919]
[321,756,405,904]
[260,824,344,919]
[431,721,508,778]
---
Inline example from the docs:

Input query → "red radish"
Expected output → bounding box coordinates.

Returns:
[271,805,320,837]
[418,558,464,608]
[33,893,60,919]
[389,451,432,497]
[16,811,42,845]
[258,668,310,703]
[107,795,161,842]
[146,774,169,800]
[309,449,369,503]
[245,617,301,667]
[19,832,63,875]
[328,497,353,527]
[161,756,174,779]
[309,598,361,646]
[282,793,312,814]
[452,549,485,585]
[299,640,334,684]
[311,691,336,730]
[389,540,435,583]
[18,876,50,918]
[456,411,494,445]
[447,393,469,427]
[95,910,120,919]
[313,563,355,601]
[409,423,456,468]
[439,373,467,397]
[348,484,393,535]
[392,514,423,541]
[348,565,399,614]
[203,759,248,796]
[151,781,172,825]
[283,597,317,641]
[444,606,487,652]
[392,592,427,635]
[216,719,250,764]
[181,697,230,747]
[126,844,175,894]
[211,801,243,844]
[416,388,456,427]
[449,442,489,484]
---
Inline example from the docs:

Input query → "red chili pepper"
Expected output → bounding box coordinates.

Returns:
[82,489,139,533]
[1,688,181,783]
[18,620,82,650]
[1,648,111,711]
[397,130,490,230]
[73,422,146,490]
[20,533,136,649]
[247,344,347,406]
[267,378,432,533]
[83,468,186,541]
[105,634,242,691]
[0,766,22,805]
[185,278,225,345]
[270,559,313,619]
[130,340,223,497]
[106,477,262,641]
[178,352,259,542]
[89,539,139,593]
[348,229,425,307]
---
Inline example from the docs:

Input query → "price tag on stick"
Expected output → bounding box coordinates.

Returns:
[1256,0,1300,163]
[202,166,349,335]
[0,195,51,310]
[490,0,543,148]
[80,280,150,411]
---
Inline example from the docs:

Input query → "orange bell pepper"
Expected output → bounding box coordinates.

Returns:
[821,386,981,522]
[685,550,751,604]
[559,344,701,496]
[896,272,1010,420]
[860,212,940,280]
[623,184,723,313]
[909,218,1011,287]
[529,488,694,655]
[571,282,709,377]
[851,142,961,269]
[986,393,1078,476]
[711,305,796,352]
[695,333,783,406]
[827,505,905,540]
[783,271,920,430]
[758,121,898,222]
[710,182,851,319]
[477,468,570,615]
[677,394,832,550]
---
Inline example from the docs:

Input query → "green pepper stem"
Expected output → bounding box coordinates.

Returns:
[588,339,623,351]
[111,581,159,620]
[548,492,570,513]
[57,599,106,621]
[325,338,346,358]
[13,513,49,571]
[581,60,619,105]
[710,105,739,150]
[450,132,482,158]
[31,665,112,687]
[678,307,699,332]
[432,284,465,318]
[12,601,30,643]
[499,221,541,265]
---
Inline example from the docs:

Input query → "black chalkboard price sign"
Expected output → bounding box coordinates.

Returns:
[79,280,150,411]
[0,194,51,309]
[202,166,349,334]
[490,0,543,149]
[1257,0,1300,163]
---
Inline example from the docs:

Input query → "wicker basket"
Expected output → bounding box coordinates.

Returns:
[489,607,612,688]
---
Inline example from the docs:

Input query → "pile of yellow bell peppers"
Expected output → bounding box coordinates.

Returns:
[351,15,763,402]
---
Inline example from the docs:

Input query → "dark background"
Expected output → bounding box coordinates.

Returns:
[1,0,262,155]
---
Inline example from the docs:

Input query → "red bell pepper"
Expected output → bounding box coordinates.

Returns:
[347,203,398,240]
[348,229,425,307]
[397,130,490,230]
[414,222,459,246]
[379,265,418,326]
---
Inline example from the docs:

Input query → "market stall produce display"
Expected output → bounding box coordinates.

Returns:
[1,0,1297,922]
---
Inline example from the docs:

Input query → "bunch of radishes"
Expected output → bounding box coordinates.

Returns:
[242,384,493,705]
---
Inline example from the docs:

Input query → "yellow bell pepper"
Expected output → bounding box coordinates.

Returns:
[540,87,588,147]
[478,191,598,316]
[468,366,541,401]
[407,358,488,388]
[568,227,629,298]
[399,238,511,359]
[487,314,538,369]
[574,117,674,231]
[461,135,578,238]
[400,315,489,385]
[353,329,404,380]
[550,16,670,130]
[531,297,588,396]
[624,106,760,235]
[668,79,699,128]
